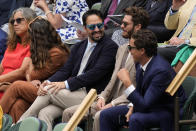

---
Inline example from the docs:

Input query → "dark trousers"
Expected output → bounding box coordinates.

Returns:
[100,105,174,131]
[158,47,180,64]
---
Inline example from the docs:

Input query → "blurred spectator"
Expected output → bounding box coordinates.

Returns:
[165,0,196,76]
[145,0,175,42]
[33,0,89,43]
[101,0,146,37]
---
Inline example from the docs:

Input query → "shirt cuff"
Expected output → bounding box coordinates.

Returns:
[65,80,69,90]
[127,103,133,108]
[111,101,115,107]
[124,84,135,97]
[98,96,105,100]
[169,7,178,15]
[184,39,190,44]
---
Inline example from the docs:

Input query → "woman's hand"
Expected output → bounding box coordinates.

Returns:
[31,80,41,88]
[37,80,50,96]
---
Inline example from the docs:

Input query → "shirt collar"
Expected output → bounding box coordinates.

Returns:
[140,57,153,72]
[87,38,97,47]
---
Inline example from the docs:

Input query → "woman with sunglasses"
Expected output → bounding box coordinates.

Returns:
[33,0,89,43]
[0,18,70,123]
[0,8,37,98]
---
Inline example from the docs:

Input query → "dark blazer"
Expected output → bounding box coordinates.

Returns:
[127,55,186,113]
[101,0,146,36]
[48,35,118,94]
[0,0,33,26]
[145,0,175,42]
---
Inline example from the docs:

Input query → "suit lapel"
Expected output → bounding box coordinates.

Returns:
[141,56,156,91]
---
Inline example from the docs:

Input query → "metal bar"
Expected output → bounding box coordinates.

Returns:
[166,49,196,96]
[63,89,97,131]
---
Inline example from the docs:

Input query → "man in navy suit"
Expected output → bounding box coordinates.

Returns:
[19,10,118,131]
[99,29,186,131]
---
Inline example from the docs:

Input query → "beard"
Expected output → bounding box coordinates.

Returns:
[122,28,134,39]
[90,30,104,42]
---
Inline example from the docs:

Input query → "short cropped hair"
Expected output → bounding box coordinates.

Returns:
[82,9,104,26]
[132,29,157,57]
[123,6,149,29]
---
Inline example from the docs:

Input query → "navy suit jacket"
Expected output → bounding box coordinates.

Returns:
[145,0,175,42]
[48,35,118,94]
[127,55,186,113]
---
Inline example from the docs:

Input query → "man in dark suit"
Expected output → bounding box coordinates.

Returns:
[145,0,175,42]
[101,0,146,36]
[99,29,186,131]
[19,10,118,131]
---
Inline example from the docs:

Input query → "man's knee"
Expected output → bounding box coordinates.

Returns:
[129,113,142,126]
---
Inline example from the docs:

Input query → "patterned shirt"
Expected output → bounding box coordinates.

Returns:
[55,0,89,43]
[112,29,129,46]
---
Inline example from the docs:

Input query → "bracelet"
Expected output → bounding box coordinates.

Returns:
[45,11,52,16]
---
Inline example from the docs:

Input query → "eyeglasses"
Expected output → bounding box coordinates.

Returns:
[86,23,104,30]
[127,45,137,51]
[121,21,129,27]
[10,18,25,25]
[28,16,43,32]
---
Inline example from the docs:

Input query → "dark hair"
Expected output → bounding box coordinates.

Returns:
[28,18,69,69]
[132,29,157,57]
[123,6,149,29]
[82,9,104,26]
[7,8,37,50]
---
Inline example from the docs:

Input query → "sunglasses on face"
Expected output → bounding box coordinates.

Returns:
[121,21,129,27]
[127,45,137,51]
[10,18,25,25]
[86,23,104,30]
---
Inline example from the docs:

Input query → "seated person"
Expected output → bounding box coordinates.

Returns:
[0,17,70,123]
[0,8,37,98]
[145,0,175,43]
[101,0,146,37]
[165,0,196,76]
[99,29,186,131]
[158,0,196,63]
[19,10,118,131]
[112,0,175,46]
[33,0,89,43]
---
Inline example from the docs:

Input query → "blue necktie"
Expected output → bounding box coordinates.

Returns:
[137,68,144,95]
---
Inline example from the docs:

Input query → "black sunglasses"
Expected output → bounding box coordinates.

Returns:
[10,18,25,25]
[127,45,137,51]
[121,21,129,27]
[86,23,104,30]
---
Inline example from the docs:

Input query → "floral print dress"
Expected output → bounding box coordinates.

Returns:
[55,0,89,43]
